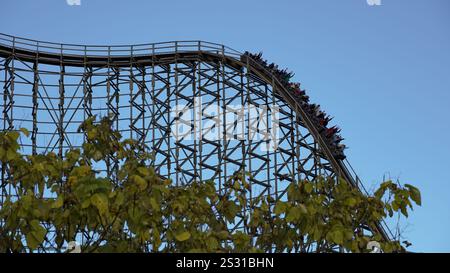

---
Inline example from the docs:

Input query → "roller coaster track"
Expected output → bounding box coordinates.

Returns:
[0,33,394,247]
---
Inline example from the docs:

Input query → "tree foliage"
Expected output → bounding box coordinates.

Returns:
[0,116,421,253]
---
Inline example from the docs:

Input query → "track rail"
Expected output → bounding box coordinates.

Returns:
[0,33,393,243]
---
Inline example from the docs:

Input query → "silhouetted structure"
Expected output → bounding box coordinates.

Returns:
[0,34,393,251]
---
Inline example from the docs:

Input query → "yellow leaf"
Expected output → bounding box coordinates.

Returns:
[133,175,147,190]
[51,196,64,209]
[91,193,109,215]
[137,167,150,177]
[175,231,191,242]
[20,127,30,137]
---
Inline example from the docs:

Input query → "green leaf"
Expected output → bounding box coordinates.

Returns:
[26,220,47,250]
[304,183,313,194]
[93,150,103,161]
[405,184,421,206]
[37,180,45,198]
[26,232,40,251]
[299,203,308,214]
[114,192,125,207]
[137,167,150,177]
[286,207,301,222]
[91,193,109,215]
[274,201,286,215]
[175,231,191,242]
[133,175,147,190]
[223,201,239,222]
[392,201,399,211]
[8,131,20,141]
[329,230,344,245]
[151,229,161,252]
[233,180,241,190]
[81,198,91,209]
[6,149,17,161]
[400,206,408,217]
[206,237,219,250]
[30,219,42,231]
[51,196,64,209]
[312,227,322,241]
[345,197,357,207]
[150,197,160,211]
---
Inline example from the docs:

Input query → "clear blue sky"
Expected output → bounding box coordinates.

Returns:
[1,0,449,252]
